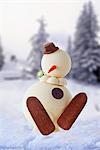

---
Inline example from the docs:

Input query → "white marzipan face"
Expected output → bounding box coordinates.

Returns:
[41,49,71,78]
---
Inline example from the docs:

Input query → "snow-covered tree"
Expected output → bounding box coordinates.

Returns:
[71,1,100,84]
[27,17,49,77]
[66,36,73,56]
[65,36,73,78]
[0,38,4,70]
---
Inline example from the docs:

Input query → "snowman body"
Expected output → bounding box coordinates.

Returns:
[23,42,74,133]
[23,81,72,131]
[23,43,87,135]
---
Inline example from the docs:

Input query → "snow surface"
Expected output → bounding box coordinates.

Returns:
[0,79,100,150]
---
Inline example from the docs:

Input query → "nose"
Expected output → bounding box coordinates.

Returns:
[48,65,57,73]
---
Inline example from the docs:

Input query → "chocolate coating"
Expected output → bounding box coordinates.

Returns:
[57,93,87,130]
[27,96,55,135]
[44,42,59,54]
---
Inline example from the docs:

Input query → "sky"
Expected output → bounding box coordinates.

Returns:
[0,0,100,59]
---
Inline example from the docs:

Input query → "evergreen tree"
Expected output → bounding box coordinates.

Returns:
[27,17,49,77]
[66,36,73,56]
[0,38,4,70]
[71,1,100,83]
[66,36,73,78]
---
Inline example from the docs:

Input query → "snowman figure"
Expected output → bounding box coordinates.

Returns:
[23,42,87,135]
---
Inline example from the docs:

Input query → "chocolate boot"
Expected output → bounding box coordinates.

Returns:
[27,97,55,135]
[57,93,87,130]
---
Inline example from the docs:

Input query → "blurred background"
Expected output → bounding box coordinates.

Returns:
[0,0,100,149]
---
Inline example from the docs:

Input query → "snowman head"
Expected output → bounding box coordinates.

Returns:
[41,42,71,78]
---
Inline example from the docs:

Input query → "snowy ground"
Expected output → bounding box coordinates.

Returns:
[0,79,100,150]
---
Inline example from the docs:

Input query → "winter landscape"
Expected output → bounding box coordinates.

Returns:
[0,0,100,149]
[0,79,100,150]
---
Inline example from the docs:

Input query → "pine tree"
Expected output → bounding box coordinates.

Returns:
[66,36,73,78]
[0,38,4,70]
[66,36,73,56]
[27,17,49,77]
[71,1,100,83]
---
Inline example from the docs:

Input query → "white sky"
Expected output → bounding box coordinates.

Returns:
[0,0,100,59]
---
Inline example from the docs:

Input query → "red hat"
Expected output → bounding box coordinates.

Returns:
[43,42,59,54]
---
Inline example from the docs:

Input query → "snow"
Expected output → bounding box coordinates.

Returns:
[0,79,100,150]
[0,63,22,80]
